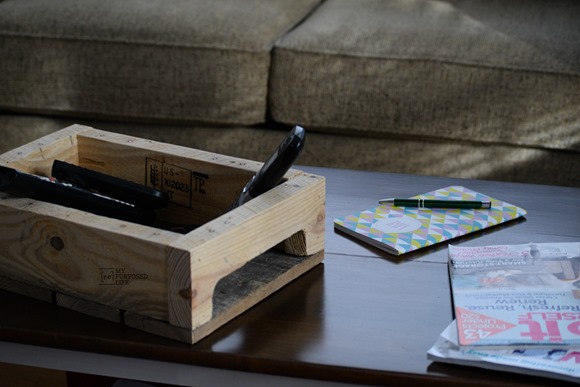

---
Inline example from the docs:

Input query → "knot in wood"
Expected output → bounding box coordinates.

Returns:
[50,236,64,251]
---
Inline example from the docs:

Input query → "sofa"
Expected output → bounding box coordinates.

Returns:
[1,0,579,187]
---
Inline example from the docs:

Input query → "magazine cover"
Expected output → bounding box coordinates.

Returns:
[334,186,526,255]
[428,320,580,383]
[449,242,580,348]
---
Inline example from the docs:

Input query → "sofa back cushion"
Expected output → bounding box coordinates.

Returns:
[270,0,580,152]
[0,0,322,125]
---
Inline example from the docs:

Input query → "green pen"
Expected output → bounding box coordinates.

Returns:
[378,198,492,209]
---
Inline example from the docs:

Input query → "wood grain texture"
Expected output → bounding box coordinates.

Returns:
[0,124,87,173]
[76,130,254,225]
[0,197,176,320]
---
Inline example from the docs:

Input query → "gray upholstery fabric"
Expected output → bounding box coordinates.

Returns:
[0,1,578,188]
[2,113,579,187]
[270,0,580,151]
[0,0,322,125]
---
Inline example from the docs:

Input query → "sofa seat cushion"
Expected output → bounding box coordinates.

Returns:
[3,112,579,187]
[270,0,580,152]
[0,0,321,125]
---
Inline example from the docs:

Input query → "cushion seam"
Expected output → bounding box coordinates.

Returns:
[0,30,272,54]
[294,125,580,154]
[273,47,580,77]
[0,105,263,127]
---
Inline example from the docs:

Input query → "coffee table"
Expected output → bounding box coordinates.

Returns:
[1,166,579,386]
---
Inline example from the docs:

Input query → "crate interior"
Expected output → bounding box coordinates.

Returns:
[6,129,261,232]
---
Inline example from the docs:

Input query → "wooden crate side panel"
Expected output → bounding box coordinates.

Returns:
[0,124,92,173]
[76,132,251,227]
[168,173,325,330]
[75,130,304,226]
[166,247,192,331]
[127,250,324,344]
[201,249,324,340]
[282,174,326,256]
[0,198,177,320]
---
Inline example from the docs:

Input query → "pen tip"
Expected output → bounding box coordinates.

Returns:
[378,198,394,204]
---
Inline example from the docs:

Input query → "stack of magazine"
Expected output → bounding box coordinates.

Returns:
[428,242,580,383]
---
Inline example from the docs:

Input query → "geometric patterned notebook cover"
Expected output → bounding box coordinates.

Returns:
[333,186,527,255]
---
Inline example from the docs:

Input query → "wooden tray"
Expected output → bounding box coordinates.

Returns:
[0,125,325,343]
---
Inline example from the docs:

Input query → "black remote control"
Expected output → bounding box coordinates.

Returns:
[0,165,155,225]
[232,125,305,208]
[52,160,169,209]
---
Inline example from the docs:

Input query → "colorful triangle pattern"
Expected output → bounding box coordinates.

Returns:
[334,186,527,255]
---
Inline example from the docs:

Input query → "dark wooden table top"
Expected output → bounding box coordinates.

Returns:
[1,167,579,386]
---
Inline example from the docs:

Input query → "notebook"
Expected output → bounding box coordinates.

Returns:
[333,186,527,255]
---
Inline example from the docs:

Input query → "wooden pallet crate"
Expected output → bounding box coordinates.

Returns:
[0,125,325,343]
